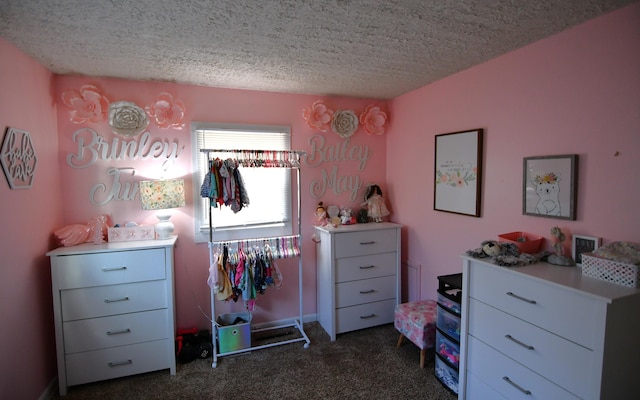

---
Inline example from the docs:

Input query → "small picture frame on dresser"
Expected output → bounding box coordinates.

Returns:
[572,235,601,266]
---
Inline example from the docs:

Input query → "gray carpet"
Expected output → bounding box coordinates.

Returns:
[55,322,457,399]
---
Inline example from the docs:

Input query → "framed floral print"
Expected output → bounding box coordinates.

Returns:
[434,128,483,217]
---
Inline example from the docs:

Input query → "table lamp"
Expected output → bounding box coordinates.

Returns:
[139,178,185,239]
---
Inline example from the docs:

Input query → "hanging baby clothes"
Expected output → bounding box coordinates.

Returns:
[200,158,249,213]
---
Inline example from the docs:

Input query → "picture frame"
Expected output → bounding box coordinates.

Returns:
[523,154,578,220]
[434,128,483,217]
[572,235,601,266]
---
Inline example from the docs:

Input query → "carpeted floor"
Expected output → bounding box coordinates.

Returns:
[55,322,457,400]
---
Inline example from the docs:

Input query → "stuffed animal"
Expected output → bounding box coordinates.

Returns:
[466,240,539,267]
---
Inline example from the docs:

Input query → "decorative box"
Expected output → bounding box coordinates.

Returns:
[582,253,639,288]
[107,225,155,242]
[216,312,252,353]
[498,231,544,254]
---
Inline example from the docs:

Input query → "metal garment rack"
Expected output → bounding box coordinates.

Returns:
[200,149,310,368]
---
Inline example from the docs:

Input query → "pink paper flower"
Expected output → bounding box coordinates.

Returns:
[145,92,186,129]
[302,100,334,132]
[359,105,387,135]
[61,84,110,124]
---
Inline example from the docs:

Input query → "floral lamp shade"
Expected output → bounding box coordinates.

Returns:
[139,179,185,210]
[139,179,185,239]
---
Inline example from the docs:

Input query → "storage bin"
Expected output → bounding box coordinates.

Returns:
[436,328,460,368]
[582,254,639,288]
[437,290,461,315]
[436,304,461,341]
[498,231,544,254]
[216,312,252,353]
[435,353,459,394]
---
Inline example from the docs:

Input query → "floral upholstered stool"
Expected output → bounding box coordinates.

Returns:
[394,299,437,368]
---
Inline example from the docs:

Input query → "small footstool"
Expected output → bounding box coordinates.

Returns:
[394,299,437,368]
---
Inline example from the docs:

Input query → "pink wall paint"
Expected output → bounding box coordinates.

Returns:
[0,39,61,399]
[386,4,640,298]
[53,76,389,330]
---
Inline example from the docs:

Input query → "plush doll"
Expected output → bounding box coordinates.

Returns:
[314,202,329,226]
[362,184,390,222]
[339,207,355,225]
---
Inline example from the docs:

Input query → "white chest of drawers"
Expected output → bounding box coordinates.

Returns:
[459,256,640,400]
[315,222,401,341]
[47,237,177,396]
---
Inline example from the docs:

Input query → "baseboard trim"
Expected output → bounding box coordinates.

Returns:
[39,377,57,400]
[252,313,317,330]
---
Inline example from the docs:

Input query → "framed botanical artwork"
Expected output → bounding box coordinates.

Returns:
[572,235,601,266]
[523,154,578,220]
[434,128,483,217]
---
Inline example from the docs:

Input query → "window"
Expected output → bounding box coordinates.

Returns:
[191,123,292,243]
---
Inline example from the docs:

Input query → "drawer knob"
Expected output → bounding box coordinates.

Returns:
[502,376,532,395]
[506,291,537,304]
[108,359,133,368]
[359,241,376,245]
[102,266,127,272]
[104,296,130,303]
[359,265,375,270]
[505,334,535,350]
[106,328,132,335]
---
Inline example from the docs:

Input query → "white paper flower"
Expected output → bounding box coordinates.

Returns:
[331,110,358,138]
[108,101,149,137]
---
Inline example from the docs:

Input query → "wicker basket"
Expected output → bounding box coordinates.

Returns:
[581,254,639,288]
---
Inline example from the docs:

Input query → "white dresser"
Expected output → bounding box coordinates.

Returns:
[459,256,640,400]
[47,237,177,396]
[314,222,401,341]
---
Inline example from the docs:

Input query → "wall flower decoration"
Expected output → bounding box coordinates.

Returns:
[302,100,334,132]
[359,105,387,135]
[146,92,186,129]
[60,84,110,124]
[108,101,149,138]
[331,110,359,138]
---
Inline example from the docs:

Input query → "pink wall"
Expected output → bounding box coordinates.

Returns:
[53,76,389,329]
[0,39,61,399]
[386,3,640,298]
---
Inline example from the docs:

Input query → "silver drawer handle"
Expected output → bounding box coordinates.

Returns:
[505,334,535,350]
[359,289,375,294]
[104,296,129,303]
[102,266,127,272]
[106,328,132,335]
[108,359,133,368]
[506,291,537,304]
[503,376,532,395]
[359,241,376,245]
[360,314,376,319]
[359,265,375,269]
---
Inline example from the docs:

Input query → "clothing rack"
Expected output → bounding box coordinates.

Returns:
[200,149,310,368]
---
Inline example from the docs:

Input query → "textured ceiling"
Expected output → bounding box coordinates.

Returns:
[0,0,636,99]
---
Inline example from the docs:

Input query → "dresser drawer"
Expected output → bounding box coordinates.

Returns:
[65,339,171,386]
[468,263,600,348]
[54,248,166,289]
[335,276,396,308]
[61,280,167,321]
[469,298,592,399]
[335,252,396,282]
[336,298,395,333]
[63,309,169,354]
[467,336,580,400]
[334,229,397,258]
